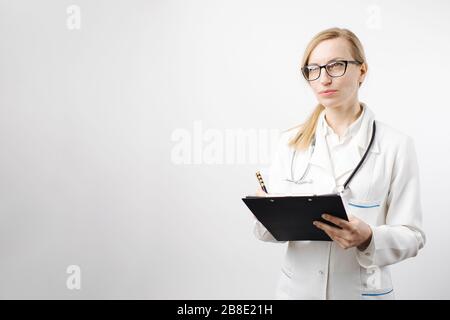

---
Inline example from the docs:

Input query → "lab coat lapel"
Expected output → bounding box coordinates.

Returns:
[333,104,380,179]
[308,116,333,177]
[355,105,380,156]
[333,143,361,180]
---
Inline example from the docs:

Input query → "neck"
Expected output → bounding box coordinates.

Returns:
[324,101,363,137]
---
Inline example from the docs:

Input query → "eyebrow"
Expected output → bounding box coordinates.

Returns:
[308,57,347,65]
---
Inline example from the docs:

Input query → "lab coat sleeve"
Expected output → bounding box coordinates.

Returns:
[252,131,289,243]
[356,135,426,268]
[253,218,286,243]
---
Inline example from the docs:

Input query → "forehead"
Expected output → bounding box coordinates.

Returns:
[308,38,353,65]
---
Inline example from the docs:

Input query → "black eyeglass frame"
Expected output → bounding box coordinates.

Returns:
[301,60,362,81]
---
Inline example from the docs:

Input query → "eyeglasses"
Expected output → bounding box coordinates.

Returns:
[301,60,362,81]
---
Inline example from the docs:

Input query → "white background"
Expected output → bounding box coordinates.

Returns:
[0,0,449,299]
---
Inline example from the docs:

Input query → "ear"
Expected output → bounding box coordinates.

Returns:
[358,63,368,85]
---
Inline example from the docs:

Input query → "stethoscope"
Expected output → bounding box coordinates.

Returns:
[285,120,376,194]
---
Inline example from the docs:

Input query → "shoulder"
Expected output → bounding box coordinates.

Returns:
[276,126,307,154]
[270,127,302,164]
[375,120,417,157]
[376,120,414,143]
[279,127,299,145]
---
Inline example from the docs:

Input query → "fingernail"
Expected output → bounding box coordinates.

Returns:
[322,214,327,219]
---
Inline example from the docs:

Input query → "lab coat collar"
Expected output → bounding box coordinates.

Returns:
[309,102,379,179]
[321,105,365,140]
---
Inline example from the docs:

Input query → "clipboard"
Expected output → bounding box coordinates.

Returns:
[242,193,348,241]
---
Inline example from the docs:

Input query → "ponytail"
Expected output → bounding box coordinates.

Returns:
[286,104,324,151]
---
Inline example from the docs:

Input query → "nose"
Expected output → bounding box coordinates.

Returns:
[319,68,332,85]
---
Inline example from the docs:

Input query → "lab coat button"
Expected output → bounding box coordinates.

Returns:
[318,270,324,275]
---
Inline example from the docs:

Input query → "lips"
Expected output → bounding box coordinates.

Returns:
[319,89,338,94]
[319,89,338,96]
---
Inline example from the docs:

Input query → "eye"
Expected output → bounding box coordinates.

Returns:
[302,64,321,81]
[307,65,320,71]
[327,62,342,69]
[326,61,347,76]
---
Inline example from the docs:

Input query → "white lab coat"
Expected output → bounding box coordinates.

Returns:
[253,103,426,300]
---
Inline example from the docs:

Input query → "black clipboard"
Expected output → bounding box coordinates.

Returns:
[242,193,348,241]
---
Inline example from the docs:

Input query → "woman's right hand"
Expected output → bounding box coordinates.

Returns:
[255,187,268,197]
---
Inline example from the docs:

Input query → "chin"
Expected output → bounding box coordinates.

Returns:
[319,100,341,109]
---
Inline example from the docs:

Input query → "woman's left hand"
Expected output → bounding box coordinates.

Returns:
[313,214,372,251]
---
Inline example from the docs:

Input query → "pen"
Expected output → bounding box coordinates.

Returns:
[255,171,268,193]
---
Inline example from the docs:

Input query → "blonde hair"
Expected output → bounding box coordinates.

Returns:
[286,27,368,151]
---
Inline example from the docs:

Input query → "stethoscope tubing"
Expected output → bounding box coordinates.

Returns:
[286,120,376,191]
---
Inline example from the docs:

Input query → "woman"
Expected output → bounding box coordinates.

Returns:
[253,27,426,300]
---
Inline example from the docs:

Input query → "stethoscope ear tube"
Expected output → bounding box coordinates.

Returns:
[342,120,376,190]
[287,137,316,184]
[287,120,376,191]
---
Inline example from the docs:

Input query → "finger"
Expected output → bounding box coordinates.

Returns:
[334,234,352,248]
[326,230,351,249]
[255,187,263,195]
[348,214,361,224]
[313,221,345,237]
[314,221,353,242]
[322,229,349,249]
[255,187,268,197]
[322,213,351,229]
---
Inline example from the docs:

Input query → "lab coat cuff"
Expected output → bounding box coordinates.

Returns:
[356,225,377,268]
[253,219,271,241]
